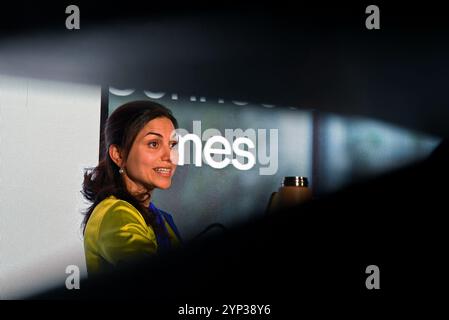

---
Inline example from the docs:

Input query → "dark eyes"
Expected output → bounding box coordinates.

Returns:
[148,141,159,148]
[170,141,178,149]
[148,141,178,149]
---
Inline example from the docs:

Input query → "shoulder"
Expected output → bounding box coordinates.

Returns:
[85,196,158,269]
[89,196,148,232]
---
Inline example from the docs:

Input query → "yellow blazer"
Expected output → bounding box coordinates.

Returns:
[84,195,180,275]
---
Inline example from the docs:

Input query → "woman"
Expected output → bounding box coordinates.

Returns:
[82,100,182,275]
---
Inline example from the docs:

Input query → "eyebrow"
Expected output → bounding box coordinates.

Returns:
[144,131,163,138]
[144,131,178,141]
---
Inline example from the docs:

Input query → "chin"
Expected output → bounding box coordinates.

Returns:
[155,180,172,190]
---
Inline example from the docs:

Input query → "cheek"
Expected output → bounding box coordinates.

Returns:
[139,149,158,164]
[130,151,157,173]
[170,149,179,164]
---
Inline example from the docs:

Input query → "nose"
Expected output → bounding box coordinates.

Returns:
[161,143,172,163]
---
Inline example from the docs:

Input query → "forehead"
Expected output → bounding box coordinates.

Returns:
[137,117,175,137]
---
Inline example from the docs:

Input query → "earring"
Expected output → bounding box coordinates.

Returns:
[119,167,124,174]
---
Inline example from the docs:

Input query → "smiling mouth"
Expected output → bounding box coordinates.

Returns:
[154,167,172,177]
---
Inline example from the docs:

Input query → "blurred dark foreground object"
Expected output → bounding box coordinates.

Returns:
[30,139,449,316]
[1,3,449,139]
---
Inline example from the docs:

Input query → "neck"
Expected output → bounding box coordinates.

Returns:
[141,194,152,208]
[122,174,153,208]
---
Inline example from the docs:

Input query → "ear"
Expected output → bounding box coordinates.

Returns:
[109,144,124,168]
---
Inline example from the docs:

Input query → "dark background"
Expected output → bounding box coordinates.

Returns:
[1,1,448,137]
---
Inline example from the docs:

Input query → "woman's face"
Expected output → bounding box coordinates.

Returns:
[124,117,178,193]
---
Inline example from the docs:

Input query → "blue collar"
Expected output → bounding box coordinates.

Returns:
[148,202,182,251]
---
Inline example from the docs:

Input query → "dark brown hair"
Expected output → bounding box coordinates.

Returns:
[81,100,178,235]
